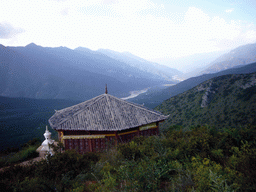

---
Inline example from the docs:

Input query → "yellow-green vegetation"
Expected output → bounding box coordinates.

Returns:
[1,125,256,191]
[0,138,40,168]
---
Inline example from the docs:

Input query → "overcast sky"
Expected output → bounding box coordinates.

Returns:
[1,0,256,61]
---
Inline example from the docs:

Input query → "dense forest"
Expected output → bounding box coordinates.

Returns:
[0,96,80,150]
[1,124,256,191]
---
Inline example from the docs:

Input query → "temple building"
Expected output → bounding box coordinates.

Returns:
[48,88,168,153]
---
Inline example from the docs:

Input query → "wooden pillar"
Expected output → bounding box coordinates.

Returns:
[115,131,118,145]
[92,139,95,152]
[89,139,92,152]
[85,139,89,152]
[64,139,68,150]
[88,132,92,152]
[58,131,61,142]
[81,139,85,154]
[156,122,160,135]
[71,139,74,150]
[58,131,64,143]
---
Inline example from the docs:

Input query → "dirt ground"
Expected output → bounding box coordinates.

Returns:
[0,156,45,172]
[18,156,45,166]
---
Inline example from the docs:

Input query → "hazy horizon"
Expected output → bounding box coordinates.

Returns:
[1,0,256,69]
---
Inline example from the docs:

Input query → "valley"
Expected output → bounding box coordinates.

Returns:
[129,61,256,108]
[0,42,256,192]
[1,42,256,151]
[1,1,256,190]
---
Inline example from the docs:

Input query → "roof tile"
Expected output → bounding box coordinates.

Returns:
[49,94,168,131]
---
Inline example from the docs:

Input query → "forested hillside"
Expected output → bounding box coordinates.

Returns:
[0,96,80,150]
[156,73,256,129]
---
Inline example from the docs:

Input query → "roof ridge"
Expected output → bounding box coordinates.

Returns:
[55,94,104,114]
[72,94,106,116]
[49,93,168,131]
[52,94,106,127]
[105,94,119,129]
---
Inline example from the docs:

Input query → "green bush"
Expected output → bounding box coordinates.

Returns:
[1,125,256,191]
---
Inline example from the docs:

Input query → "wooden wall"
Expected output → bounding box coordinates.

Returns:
[59,123,159,153]
[64,136,115,153]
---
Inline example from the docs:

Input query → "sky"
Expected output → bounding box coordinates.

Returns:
[1,0,256,61]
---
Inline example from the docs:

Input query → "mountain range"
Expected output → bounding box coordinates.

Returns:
[1,42,256,150]
[156,72,256,129]
[128,43,256,108]
[1,42,256,102]
[153,43,256,80]
[0,43,178,100]
[151,50,226,73]
[129,62,256,108]
[97,49,182,81]
[200,43,256,74]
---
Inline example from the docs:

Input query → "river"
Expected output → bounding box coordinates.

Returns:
[121,88,149,100]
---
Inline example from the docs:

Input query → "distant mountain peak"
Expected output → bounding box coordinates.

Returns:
[25,43,38,48]
[75,46,94,52]
[122,51,133,55]
[97,48,118,55]
[200,42,256,74]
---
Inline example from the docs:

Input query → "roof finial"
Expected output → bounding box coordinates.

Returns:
[105,84,108,94]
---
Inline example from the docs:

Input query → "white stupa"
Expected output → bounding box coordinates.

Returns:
[36,126,55,157]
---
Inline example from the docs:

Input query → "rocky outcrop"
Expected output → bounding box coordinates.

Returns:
[240,74,256,89]
[198,80,218,108]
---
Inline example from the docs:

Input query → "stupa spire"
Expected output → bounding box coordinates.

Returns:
[36,126,55,157]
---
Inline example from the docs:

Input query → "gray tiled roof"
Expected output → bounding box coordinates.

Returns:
[49,94,168,131]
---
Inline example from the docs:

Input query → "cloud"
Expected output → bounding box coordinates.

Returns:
[244,30,256,39]
[0,23,25,39]
[61,7,70,15]
[102,0,119,5]
[225,8,234,13]
[50,0,67,2]
[214,26,256,50]
[59,4,255,58]
[1,0,255,59]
